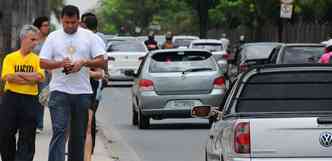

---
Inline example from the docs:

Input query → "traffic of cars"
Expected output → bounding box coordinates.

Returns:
[106,33,331,161]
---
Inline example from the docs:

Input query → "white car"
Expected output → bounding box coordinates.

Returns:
[172,35,200,48]
[192,65,332,161]
[107,40,148,81]
[189,39,229,72]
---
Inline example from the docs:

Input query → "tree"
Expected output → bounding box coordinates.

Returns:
[98,0,198,34]
[49,0,64,20]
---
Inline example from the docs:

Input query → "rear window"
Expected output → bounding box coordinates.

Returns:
[241,45,278,60]
[149,51,217,73]
[174,39,196,47]
[191,43,224,52]
[236,71,332,113]
[107,41,146,52]
[281,46,324,64]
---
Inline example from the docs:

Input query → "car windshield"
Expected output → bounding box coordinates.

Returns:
[281,46,324,64]
[191,43,224,52]
[149,51,217,73]
[236,71,332,113]
[241,44,279,60]
[107,41,146,52]
[174,39,196,47]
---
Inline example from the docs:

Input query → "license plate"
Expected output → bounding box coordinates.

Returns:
[166,100,202,109]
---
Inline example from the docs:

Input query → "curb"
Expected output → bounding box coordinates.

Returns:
[98,122,141,161]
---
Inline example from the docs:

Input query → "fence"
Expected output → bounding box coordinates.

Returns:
[208,22,332,44]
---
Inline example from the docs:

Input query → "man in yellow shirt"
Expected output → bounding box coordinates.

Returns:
[0,25,44,161]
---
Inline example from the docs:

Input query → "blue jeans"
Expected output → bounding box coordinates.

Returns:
[48,91,91,161]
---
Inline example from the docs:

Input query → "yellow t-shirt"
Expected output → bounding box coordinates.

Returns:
[1,50,45,95]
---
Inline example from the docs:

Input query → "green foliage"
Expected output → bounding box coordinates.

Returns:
[97,0,332,34]
[97,0,198,34]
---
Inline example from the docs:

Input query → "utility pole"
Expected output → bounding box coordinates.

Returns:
[279,0,294,42]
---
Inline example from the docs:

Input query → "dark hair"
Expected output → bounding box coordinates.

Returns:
[81,12,95,22]
[33,16,49,29]
[61,5,80,19]
[83,15,98,31]
[327,46,332,53]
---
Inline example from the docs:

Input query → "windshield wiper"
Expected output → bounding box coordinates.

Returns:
[182,68,213,74]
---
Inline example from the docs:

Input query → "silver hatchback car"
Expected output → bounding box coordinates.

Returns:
[127,49,227,129]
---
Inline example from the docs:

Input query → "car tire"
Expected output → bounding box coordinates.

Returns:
[138,110,150,129]
[132,104,138,126]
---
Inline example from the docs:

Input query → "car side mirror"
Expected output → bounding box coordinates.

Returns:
[108,56,115,61]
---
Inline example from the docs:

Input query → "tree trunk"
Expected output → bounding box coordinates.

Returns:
[198,0,208,38]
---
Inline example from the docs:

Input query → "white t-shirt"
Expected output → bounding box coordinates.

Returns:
[39,27,105,94]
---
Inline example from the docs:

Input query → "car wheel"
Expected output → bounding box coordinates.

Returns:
[132,104,138,126]
[138,110,150,129]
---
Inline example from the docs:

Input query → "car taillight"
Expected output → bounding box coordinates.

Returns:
[139,79,154,91]
[239,64,248,73]
[213,76,225,89]
[234,122,251,154]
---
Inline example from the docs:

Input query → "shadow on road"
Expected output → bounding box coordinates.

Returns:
[147,123,210,130]
[107,84,132,88]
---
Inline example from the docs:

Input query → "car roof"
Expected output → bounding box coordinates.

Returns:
[245,64,332,75]
[190,39,222,44]
[242,42,283,47]
[173,35,200,40]
[281,43,325,47]
[149,48,211,56]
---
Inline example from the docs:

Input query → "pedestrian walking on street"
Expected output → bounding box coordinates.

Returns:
[39,5,106,161]
[32,16,51,133]
[81,12,107,161]
[0,24,45,161]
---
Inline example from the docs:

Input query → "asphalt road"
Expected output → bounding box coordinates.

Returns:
[97,87,210,161]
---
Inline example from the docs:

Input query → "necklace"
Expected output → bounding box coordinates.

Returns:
[66,39,76,60]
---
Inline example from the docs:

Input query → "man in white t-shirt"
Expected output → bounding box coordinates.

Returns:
[39,5,105,161]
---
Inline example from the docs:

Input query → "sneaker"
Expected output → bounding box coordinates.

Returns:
[36,128,43,134]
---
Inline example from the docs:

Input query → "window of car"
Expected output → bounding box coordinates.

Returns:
[174,39,196,47]
[107,41,147,52]
[191,43,224,52]
[235,71,332,113]
[241,44,279,61]
[280,46,324,64]
[268,46,281,63]
[149,51,217,73]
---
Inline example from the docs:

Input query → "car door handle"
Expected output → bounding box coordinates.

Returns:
[209,134,214,139]
[317,117,332,124]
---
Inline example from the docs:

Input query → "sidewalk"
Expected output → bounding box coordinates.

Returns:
[33,108,114,161]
